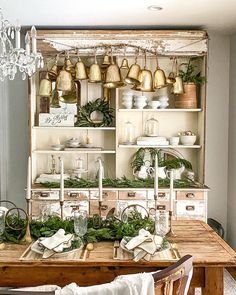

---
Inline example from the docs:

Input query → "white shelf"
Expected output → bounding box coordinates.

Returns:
[118,108,202,112]
[33,150,116,154]
[118,144,201,149]
[32,126,116,130]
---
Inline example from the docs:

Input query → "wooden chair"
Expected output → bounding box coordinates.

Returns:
[152,255,193,295]
[0,255,193,295]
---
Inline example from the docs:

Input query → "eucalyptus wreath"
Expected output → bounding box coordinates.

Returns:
[75,98,114,127]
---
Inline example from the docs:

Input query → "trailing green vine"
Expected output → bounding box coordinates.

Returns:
[75,98,114,127]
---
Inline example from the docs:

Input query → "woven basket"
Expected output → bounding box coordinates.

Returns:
[175,83,197,109]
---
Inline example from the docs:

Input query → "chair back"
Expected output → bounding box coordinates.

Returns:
[152,255,193,295]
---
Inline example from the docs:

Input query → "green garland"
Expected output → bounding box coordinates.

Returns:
[131,148,192,173]
[40,176,199,189]
[4,214,155,244]
[75,98,114,127]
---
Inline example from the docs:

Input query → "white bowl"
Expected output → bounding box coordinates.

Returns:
[68,138,80,147]
[180,135,197,146]
[51,144,65,151]
[148,101,161,109]
[122,102,133,109]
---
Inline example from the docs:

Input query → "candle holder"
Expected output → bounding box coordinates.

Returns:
[60,200,64,220]
[26,198,32,220]
[166,210,177,240]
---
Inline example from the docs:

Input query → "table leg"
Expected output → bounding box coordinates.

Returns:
[187,287,195,295]
[202,267,223,295]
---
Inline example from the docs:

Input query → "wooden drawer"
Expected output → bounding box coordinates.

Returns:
[66,190,89,201]
[148,201,170,212]
[90,190,117,201]
[119,190,147,200]
[32,191,59,200]
[176,191,204,200]
[175,200,206,219]
[147,191,170,200]
[89,200,117,217]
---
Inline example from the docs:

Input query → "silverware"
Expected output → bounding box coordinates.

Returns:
[113,240,120,260]
[170,243,178,260]
[172,243,181,259]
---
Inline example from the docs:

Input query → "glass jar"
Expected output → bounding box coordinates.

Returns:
[123,121,135,144]
[145,117,159,137]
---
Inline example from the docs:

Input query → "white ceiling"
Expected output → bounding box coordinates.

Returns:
[1,0,236,34]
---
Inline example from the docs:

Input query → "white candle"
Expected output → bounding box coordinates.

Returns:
[15,22,21,49]
[25,32,30,55]
[31,26,37,54]
[78,157,83,169]
[98,159,103,202]
[154,154,158,196]
[170,170,174,211]
[26,156,31,200]
[60,159,64,202]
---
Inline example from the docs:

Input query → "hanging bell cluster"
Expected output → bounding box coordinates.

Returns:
[38,49,184,107]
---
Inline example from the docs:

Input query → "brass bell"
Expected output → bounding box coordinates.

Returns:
[38,73,52,97]
[75,57,88,80]
[89,54,102,83]
[166,58,177,84]
[120,58,129,81]
[56,70,73,91]
[59,82,77,104]
[102,54,110,66]
[48,64,58,80]
[135,52,153,92]
[65,58,75,77]
[104,58,124,88]
[173,60,184,94]
[153,55,167,89]
[135,68,154,92]
[125,57,140,85]
[50,89,61,108]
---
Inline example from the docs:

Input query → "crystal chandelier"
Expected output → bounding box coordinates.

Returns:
[0,8,44,81]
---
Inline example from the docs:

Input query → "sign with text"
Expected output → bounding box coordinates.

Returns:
[39,113,74,127]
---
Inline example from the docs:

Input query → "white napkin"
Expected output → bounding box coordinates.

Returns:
[39,229,73,250]
[124,230,163,262]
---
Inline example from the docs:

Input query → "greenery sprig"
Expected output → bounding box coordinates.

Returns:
[179,58,206,85]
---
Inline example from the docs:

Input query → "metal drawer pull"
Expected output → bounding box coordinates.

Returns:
[40,192,49,198]
[158,193,166,198]
[69,192,79,198]
[186,205,195,211]
[103,192,108,197]
[186,193,195,199]
[127,192,136,197]
[101,205,108,211]
[157,205,166,210]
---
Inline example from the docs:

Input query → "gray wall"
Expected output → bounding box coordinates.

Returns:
[205,32,230,233]
[0,32,232,232]
[227,33,236,248]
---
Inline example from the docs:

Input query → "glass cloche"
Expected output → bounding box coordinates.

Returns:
[123,121,135,144]
[145,117,159,137]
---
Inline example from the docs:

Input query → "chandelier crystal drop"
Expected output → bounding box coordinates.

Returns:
[0,8,43,81]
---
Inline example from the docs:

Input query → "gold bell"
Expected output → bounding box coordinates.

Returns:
[135,68,154,92]
[59,82,77,104]
[38,73,52,97]
[104,61,124,89]
[56,70,73,91]
[120,58,129,81]
[65,58,75,77]
[102,54,110,66]
[89,57,102,83]
[166,58,177,84]
[172,60,184,94]
[125,61,140,85]
[48,64,58,80]
[75,57,88,80]
[153,55,167,89]
[50,89,61,108]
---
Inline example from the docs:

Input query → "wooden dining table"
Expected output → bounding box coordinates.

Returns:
[0,220,235,295]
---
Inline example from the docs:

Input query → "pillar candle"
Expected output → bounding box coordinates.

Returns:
[60,159,64,202]
[154,154,158,196]
[25,32,30,55]
[169,170,174,211]
[26,156,31,200]
[31,26,37,54]
[15,22,21,49]
[98,159,103,202]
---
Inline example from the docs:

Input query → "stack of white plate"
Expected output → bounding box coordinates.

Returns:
[136,136,169,146]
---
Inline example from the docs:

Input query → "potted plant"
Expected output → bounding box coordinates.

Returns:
[175,58,206,109]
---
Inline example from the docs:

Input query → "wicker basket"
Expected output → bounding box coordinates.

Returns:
[175,83,197,109]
